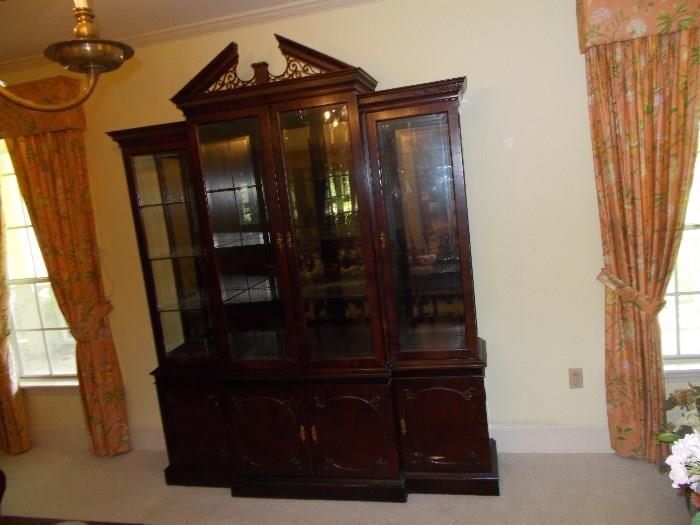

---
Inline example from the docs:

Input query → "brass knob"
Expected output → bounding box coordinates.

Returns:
[286,232,294,249]
[400,417,407,436]
[299,424,307,443]
[311,424,318,443]
[276,232,284,248]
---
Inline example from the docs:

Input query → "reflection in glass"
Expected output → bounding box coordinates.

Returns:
[132,151,212,358]
[133,156,162,206]
[198,119,287,361]
[280,104,372,360]
[377,113,466,350]
[140,206,171,258]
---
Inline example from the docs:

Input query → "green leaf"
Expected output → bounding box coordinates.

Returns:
[658,432,680,443]
[657,13,674,33]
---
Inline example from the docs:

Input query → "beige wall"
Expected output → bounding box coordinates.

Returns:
[2,0,605,451]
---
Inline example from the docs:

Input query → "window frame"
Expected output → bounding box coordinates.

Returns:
[0,140,77,382]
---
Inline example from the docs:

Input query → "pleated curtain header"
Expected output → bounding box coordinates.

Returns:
[577,0,700,52]
[0,76,86,138]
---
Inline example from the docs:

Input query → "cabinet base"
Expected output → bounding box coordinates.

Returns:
[231,475,407,502]
[164,465,231,488]
[406,439,500,496]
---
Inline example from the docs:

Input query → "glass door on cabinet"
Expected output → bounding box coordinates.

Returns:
[371,112,473,354]
[277,103,375,362]
[131,151,213,359]
[197,117,292,363]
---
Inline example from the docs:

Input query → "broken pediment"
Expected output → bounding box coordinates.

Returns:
[171,34,372,106]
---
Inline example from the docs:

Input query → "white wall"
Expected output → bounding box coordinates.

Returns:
[1,0,607,452]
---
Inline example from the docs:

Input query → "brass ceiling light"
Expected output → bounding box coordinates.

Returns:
[0,0,133,112]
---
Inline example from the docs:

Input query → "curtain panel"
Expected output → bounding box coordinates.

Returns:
[0,76,131,455]
[577,0,700,52]
[579,6,700,460]
[0,183,30,454]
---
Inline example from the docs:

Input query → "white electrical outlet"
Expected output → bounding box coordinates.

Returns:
[569,368,583,389]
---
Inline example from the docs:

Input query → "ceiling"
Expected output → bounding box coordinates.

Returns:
[0,0,369,66]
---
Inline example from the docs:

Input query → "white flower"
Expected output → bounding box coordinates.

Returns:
[591,7,612,23]
[666,433,700,487]
[627,19,648,37]
[669,460,690,487]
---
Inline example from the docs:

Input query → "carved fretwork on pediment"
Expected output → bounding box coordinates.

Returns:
[205,52,328,94]
[174,33,357,103]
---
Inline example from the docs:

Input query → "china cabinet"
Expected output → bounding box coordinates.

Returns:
[109,35,498,501]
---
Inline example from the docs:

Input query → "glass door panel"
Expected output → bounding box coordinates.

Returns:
[131,152,213,358]
[376,113,467,351]
[197,118,289,362]
[279,104,373,361]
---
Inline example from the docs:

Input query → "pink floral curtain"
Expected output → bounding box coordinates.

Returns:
[1,77,131,455]
[578,2,700,461]
[577,0,700,52]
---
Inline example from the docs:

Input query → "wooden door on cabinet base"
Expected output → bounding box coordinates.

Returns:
[306,385,400,479]
[156,379,231,486]
[394,377,492,473]
[230,387,313,476]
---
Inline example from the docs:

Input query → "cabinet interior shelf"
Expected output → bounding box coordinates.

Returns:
[139,199,189,208]
[148,249,202,261]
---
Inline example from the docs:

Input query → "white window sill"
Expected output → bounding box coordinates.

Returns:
[664,368,700,381]
[20,377,79,395]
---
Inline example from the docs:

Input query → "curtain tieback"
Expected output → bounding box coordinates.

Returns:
[70,300,113,343]
[597,269,665,316]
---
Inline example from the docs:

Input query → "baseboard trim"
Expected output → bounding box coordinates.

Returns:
[29,424,165,452]
[29,423,613,454]
[489,424,613,454]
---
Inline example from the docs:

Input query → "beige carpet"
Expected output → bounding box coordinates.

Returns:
[0,447,692,525]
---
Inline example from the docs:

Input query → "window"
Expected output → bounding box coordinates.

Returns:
[662,156,700,371]
[0,140,76,379]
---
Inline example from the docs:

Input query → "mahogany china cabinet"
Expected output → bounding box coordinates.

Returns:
[109,35,498,501]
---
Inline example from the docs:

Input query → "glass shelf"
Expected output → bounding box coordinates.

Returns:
[206,183,262,194]
[213,231,268,249]
[130,148,215,360]
[139,199,188,209]
[148,248,202,261]
[157,290,204,312]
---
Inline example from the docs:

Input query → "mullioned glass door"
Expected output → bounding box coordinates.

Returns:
[196,115,295,363]
[130,150,214,359]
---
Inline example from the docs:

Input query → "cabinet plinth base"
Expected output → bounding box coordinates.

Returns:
[164,465,231,488]
[231,475,407,502]
[405,439,500,496]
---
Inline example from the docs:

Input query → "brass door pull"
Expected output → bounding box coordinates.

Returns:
[400,417,407,436]
[299,424,307,443]
[379,232,387,249]
[286,232,294,248]
[311,424,318,443]
[276,232,284,248]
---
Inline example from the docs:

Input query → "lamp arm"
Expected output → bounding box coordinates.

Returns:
[0,69,100,112]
